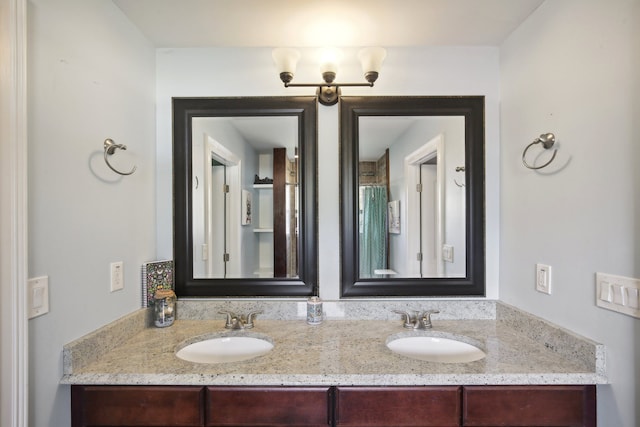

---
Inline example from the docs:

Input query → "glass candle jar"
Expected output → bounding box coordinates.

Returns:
[306,296,323,325]
[153,289,176,328]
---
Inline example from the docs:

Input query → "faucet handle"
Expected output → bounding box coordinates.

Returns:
[244,310,263,329]
[418,310,440,329]
[392,310,415,329]
[218,311,237,329]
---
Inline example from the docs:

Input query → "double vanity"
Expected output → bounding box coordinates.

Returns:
[63,93,603,426]
[63,300,605,426]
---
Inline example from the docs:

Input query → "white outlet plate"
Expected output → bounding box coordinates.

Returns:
[28,276,49,319]
[442,244,454,263]
[536,264,552,294]
[110,261,124,292]
[596,272,640,318]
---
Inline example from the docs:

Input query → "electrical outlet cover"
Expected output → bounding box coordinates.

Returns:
[536,264,552,295]
[442,244,454,263]
[110,261,124,292]
[28,276,49,319]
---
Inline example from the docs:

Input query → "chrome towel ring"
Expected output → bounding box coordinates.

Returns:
[103,138,137,176]
[522,132,557,170]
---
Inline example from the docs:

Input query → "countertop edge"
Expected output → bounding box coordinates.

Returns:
[60,372,607,386]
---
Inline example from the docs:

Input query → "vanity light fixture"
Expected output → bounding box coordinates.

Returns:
[272,47,386,106]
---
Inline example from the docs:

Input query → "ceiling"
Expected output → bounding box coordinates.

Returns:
[359,117,422,161]
[113,0,545,48]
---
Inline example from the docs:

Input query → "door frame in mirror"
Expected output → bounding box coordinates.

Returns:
[173,97,318,297]
[340,96,485,297]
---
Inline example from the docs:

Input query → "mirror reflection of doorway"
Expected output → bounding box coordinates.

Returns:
[420,161,439,277]
[191,116,301,280]
[405,133,445,278]
[203,135,241,278]
[357,116,466,280]
[210,160,228,277]
[356,138,446,279]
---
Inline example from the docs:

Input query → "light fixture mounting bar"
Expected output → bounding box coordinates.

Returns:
[284,82,374,88]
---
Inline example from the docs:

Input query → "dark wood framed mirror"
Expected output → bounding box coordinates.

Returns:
[340,96,485,297]
[173,97,318,297]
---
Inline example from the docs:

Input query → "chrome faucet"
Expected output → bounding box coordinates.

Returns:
[392,309,440,330]
[219,310,263,330]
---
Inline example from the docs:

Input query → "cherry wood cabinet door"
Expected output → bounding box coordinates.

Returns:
[462,385,596,427]
[205,386,332,426]
[335,386,462,427]
[71,385,205,427]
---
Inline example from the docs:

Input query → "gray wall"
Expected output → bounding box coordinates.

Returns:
[27,0,156,425]
[499,1,640,426]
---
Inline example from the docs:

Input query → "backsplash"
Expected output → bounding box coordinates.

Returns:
[497,303,606,377]
[176,299,497,321]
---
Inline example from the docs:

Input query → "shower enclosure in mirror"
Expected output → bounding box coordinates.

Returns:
[340,96,485,297]
[173,97,317,297]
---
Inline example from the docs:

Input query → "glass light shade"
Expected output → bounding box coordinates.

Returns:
[357,47,387,74]
[319,47,342,74]
[272,48,301,74]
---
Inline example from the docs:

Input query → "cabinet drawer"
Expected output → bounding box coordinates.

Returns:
[205,386,331,426]
[71,385,204,427]
[335,386,462,427]
[462,385,596,426]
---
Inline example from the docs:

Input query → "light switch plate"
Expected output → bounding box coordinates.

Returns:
[626,287,640,309]
[599,281,612,302]
[535,264,552,294]
[110,261,124,292]
[596,272,640,318]
[28,276,49,319]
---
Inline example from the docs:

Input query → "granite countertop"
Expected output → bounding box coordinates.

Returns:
[61,301,606,386]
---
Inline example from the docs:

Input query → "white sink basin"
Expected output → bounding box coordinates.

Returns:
[176,335,273,364]
[386,335,485,363]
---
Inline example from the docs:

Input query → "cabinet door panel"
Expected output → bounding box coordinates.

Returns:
[335,386,461,427]
[462,385,596,427]
[71,385,204,427]
[206,386,331,426]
